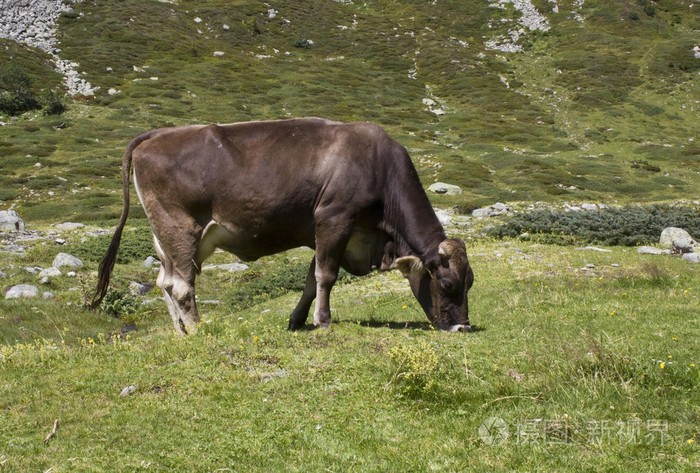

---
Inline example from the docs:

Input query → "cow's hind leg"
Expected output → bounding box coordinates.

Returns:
[288,257,317,331]
[153,233,200,335]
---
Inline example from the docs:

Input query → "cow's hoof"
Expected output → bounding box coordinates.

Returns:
[288,321,304,331]
[448,324,471,333]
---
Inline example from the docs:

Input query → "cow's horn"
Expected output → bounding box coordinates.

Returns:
[438,241,451,262]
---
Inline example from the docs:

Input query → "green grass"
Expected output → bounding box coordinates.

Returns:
[1,240,698,471]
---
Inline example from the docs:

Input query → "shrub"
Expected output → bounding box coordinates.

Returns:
[40,89,66,115]
[388,340,442,398]
[488,205,700,246]
[99,288,140,318]
[0,64,40,115]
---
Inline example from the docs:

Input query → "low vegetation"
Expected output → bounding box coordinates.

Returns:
[489,204,700,246]
[1,240,698,471]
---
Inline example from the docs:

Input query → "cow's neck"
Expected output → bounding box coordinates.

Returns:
[384,167,446,265]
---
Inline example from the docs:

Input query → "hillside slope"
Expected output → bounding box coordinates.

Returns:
[0,0,699,221]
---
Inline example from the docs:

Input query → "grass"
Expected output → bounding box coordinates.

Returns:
[0,240,698,471]
[1,0,700,470]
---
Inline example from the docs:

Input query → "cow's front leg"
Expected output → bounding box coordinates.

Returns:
[288,257,317,331]
[313,261,339,328]
[312,215,351,328]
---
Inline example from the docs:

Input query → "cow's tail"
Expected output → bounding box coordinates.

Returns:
[88,131,156,309]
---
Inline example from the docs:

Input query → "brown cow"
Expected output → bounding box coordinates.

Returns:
[91,118,474,334]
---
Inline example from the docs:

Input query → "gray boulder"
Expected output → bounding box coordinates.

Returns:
[5,285,39,299]
[0,210,25,232]
[144,256,161,268]
[660,227,696,254]
[428,182,462,195]
[682,253,700,263]
[39,267,62,278]
[472,202,511,218]
[55,222,85,231]
[52,253,83,269]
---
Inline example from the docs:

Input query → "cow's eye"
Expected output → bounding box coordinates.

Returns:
[439,276,456,294]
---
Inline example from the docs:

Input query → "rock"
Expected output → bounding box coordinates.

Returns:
[39,267,62,278]
[0,210,25,232]
[42,291,54,299]
[213,51,225,57]
[55,222,85,231]
[682,253,700,263]
[637,246,671,255]
[0,271,6,278]
[55,238,66,245]
[129,281,153,296]
[577,246,612,253]
[5,285,39,299]
[40,276,51,285]
[659,227,697,254]
[428,182,462,195]
[144,256,161,268]
[434,208,453,226]
[202,263,249,272]
[581,203,599,211]
[52,252,83,269]
[472,202,511,218]
[119,385,137,397]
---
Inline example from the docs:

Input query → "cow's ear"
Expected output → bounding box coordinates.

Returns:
[393,256,424,278]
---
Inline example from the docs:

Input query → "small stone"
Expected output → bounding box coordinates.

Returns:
[120,385,137,397]
[637,246,671,255]
[213,51,225,57]
[67,271,77,277]
[43,292,54,299]
[39,267,61,278]
[129,281,153,296]
[5,285,39,299]
[202,263,249,272]
[55,238,66,245]
[52,253,83,269]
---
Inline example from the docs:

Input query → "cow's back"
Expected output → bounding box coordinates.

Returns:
[131,118,404,259]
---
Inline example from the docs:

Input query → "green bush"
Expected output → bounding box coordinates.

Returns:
[488,205,700,246]
[99,288,140,318]
[40,89,66,115]
[0,64,39,115]
[75,228,155,264]
[226,260,312,312]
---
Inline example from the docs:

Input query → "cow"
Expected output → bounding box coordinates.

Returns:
[90,118,474,334]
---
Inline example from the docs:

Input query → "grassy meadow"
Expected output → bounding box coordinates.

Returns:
[1,0,699,471]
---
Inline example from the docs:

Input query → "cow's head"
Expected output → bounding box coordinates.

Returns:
[394,239,474,332]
